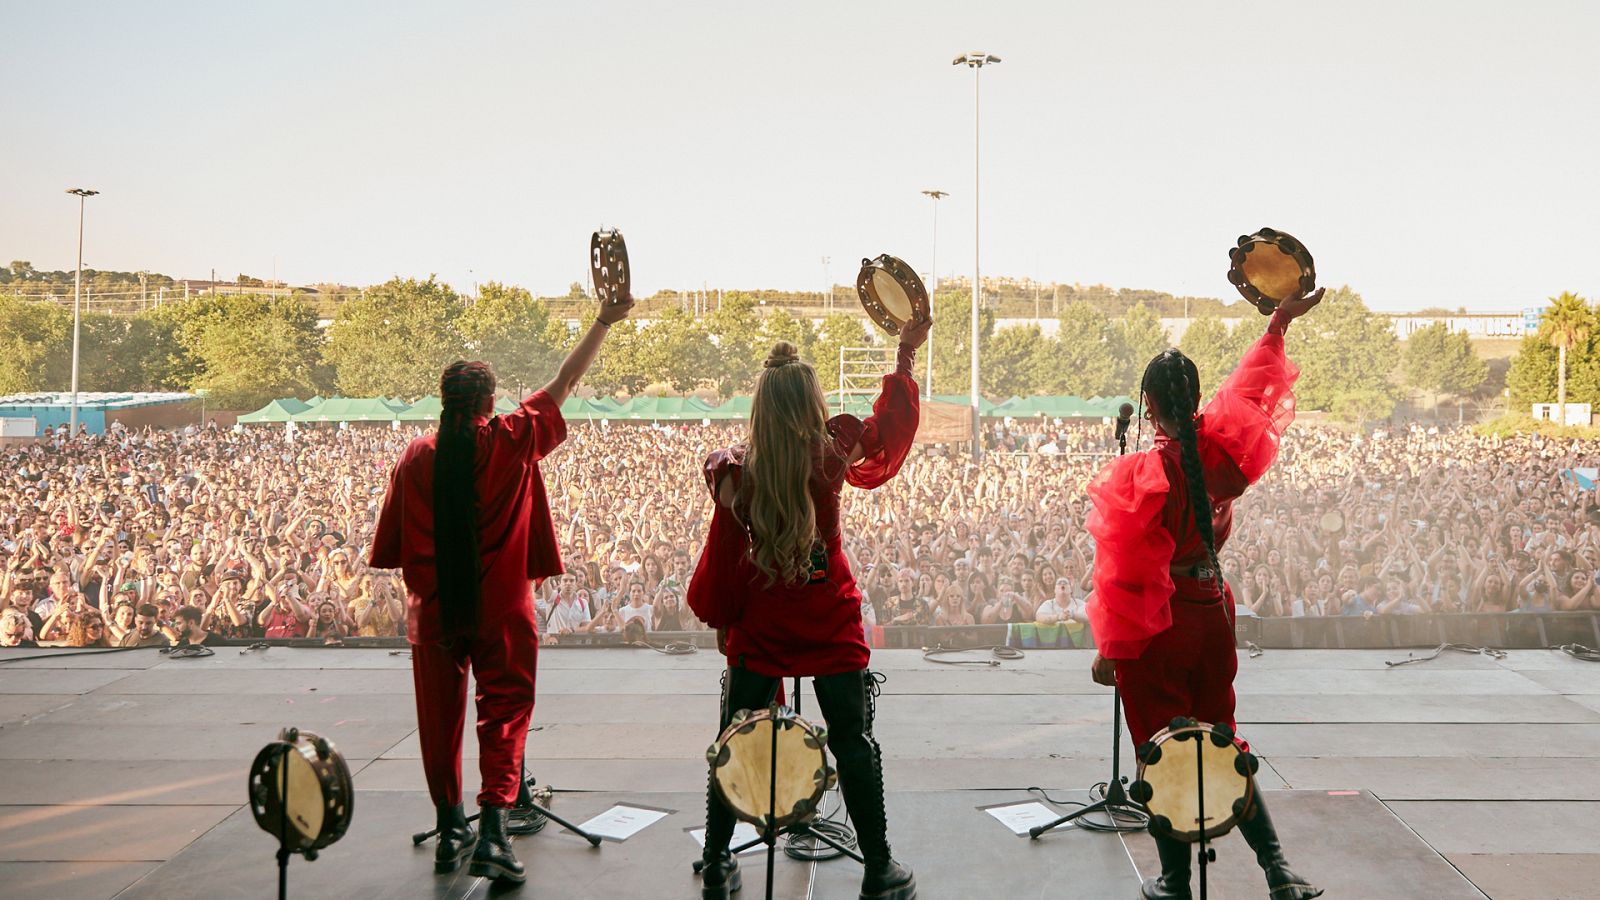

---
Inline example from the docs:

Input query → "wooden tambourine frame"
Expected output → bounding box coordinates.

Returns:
[855,254,929,337]
[1227,227,1316,316]
[590,228,631,308]
[248,727,354,855]
[1130,719,1258,844]
[707,704,835,830]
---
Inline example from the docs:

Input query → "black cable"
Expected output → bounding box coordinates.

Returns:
[1025,784,1149,833]
[161,643,215,658]
[781,788,857,861]
[627,638,698,655]
[1551,643,1600,662]
[1385,643,1506,667]
[0,645,152,664]
[921,643,1024,666]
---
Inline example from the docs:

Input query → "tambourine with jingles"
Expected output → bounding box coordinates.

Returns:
[856,254,929,337]
[1227,227,1316,315]
[1318,509,1346,536]
[590,228,631,307]
[706,704,836,829]
[1129,718,1257,843]
[248,727,354,856]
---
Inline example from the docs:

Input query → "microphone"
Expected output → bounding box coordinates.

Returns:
[1114,402,1134,442]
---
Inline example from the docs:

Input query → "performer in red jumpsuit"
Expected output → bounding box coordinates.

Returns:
[370,290,632,883]
[687,320,929,900]
[1087,290,1324,900]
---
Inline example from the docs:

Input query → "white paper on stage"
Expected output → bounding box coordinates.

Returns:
[577,804,671,842]
[980,801,1059,836]
[686,822,764,855]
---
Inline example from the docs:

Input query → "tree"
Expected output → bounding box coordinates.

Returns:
[637,307,716,394]
[930,292,993,398]
[456,282,560,395]
[1179,315,1250,396]
[983,325,1053,397]
[1047,301,1117,396]
[1536,291,1593,414]
[1284,286,1399,421]
[179,295,327,409]
[324,277,465,397]
[1506,335,1559,411]
[811,314,873,393]
[704,293,763,398]
[1402,322,1488,409]
[0,297,70,393]
[758,308,816,359]
[1107,302,1171,396]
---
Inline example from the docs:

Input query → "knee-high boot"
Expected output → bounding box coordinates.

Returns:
[1139,832,1192,899]
[1235,787,1323,899]
[813,670,916,900]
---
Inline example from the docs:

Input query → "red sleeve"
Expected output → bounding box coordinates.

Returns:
[496,389,568,461]
[688,452,752,629]
[368,457,404,569]
[1198,315,1298,485]
[843,366,920,490]
[1085,451,1177,660]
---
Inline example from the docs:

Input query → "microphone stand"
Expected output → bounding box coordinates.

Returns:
[1030,408,1148,839]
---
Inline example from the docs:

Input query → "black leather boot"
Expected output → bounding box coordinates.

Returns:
[433,802,476,874]
[1139,832,1192,900]
[1236,790,1322,899]
[813,671,916,900]
[468,805,525,884]
[700,850,742,899]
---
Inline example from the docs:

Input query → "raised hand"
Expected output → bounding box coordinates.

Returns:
[1278,287,1325,321]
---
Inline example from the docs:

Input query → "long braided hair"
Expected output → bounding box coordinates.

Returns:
[1140,349,1221,590]
[435,360,496,635]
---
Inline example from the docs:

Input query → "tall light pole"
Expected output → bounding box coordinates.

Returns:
[66,188,99,437]
[954,52,999,459]
[920,189,948,398]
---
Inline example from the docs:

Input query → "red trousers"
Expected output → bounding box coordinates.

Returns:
[410,609,538,808]
[1115,578,1240,748]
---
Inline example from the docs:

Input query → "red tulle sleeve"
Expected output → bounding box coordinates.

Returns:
[1198,320,1299,485]
[1086,451,1177,660]
[687,451,752,629]
[843,371,920,490]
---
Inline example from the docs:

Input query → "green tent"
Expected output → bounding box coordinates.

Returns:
[618,396,718,421]
[712,396,753,419]
[237,398,312,424]
[933,394,1000,416]
[396,396,442,421]
[290,397,403,423]
[560,396,624,420]
[305,395,326,407]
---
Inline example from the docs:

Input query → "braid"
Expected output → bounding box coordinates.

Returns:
[1142,351,1222,591]
[434,360,495,636]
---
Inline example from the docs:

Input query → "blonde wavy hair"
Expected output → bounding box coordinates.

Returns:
[742,341,831,585]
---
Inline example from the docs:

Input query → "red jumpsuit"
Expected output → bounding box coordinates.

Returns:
[1086,310,1299,747]
[370,390,566,808]
[685,361,919,675]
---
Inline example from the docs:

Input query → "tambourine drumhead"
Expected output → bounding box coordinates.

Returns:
[1133,720,1255,843]
[249,728,354,854]
[1319,509,1345,534]
[856,254,929,336]
[1227,227,1315,314]
[280,749,326,839]
[708,706,832,829]
[590,229,630,306]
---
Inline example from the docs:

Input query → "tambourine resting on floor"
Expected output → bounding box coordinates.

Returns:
[707,704,835,829]
[856,254,929,337]
[1129,718,1257,843]
[590,228,631,307]
[1227,227,1316,315]
[248,726,355,856]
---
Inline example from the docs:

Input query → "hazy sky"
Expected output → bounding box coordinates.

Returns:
[4,1,1596,311]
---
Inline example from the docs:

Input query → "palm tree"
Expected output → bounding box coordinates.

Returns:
[1537,292,1593,419]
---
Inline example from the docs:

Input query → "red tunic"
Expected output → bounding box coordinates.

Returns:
[370,390,567,643]
[686,367,919,677]
[1086,310,1299,660]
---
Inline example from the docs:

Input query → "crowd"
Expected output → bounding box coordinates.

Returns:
[3,412,1599,650]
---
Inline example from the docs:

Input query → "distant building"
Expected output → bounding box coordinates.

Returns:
[0,392,197,438]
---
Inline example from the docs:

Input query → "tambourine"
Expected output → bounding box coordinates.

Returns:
[248,727,354,856]
[856,254,929,336]
[1318,509,1345,535]
[1227,227,1316,315]
[707,704,835,830]
[590,228,631,307]
[1129,718,1257,843]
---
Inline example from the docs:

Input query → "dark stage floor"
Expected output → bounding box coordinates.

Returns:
[1,646,1596,898]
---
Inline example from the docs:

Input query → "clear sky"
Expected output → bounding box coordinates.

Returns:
[3,1,1596,312]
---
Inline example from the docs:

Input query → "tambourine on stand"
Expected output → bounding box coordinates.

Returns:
[1129,718,1261,900]
[248,727,354,900]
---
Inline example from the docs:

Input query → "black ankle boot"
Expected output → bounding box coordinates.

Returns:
[1139,833,1192,900]
[433,803,476,874]
[468,805,525,884]
[700,850,742,899]
[1236,791,1322,899]
[860,858,917,900]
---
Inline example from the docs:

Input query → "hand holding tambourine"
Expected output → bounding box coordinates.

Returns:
[591,228,635,325]
[1227,227,1322,317]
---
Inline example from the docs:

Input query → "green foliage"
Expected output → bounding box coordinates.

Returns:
[180,295,327,409]
[1107,302,1171,395]
[929,291,993,398]
[1047,301,1117,396]
[811,313,872,393]
[983,325,1053,397]
[1180,315,1255,396]
[638,308,717,394]
[0,297,70,393]
[1402,322,1488,400]
[1505,334,1559,408]
[1284,286,1398,421]
[1536,291,1593,410]
[704,293,763,398]
[456,282,560,395]
[324,277,465,397]
[1474,414,1600,439]
[758,308,816,358]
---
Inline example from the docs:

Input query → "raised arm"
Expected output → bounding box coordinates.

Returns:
[843,314,929,486]
[540,291,635,405]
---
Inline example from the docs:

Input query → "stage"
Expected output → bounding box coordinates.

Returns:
[0,646,1595,899]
